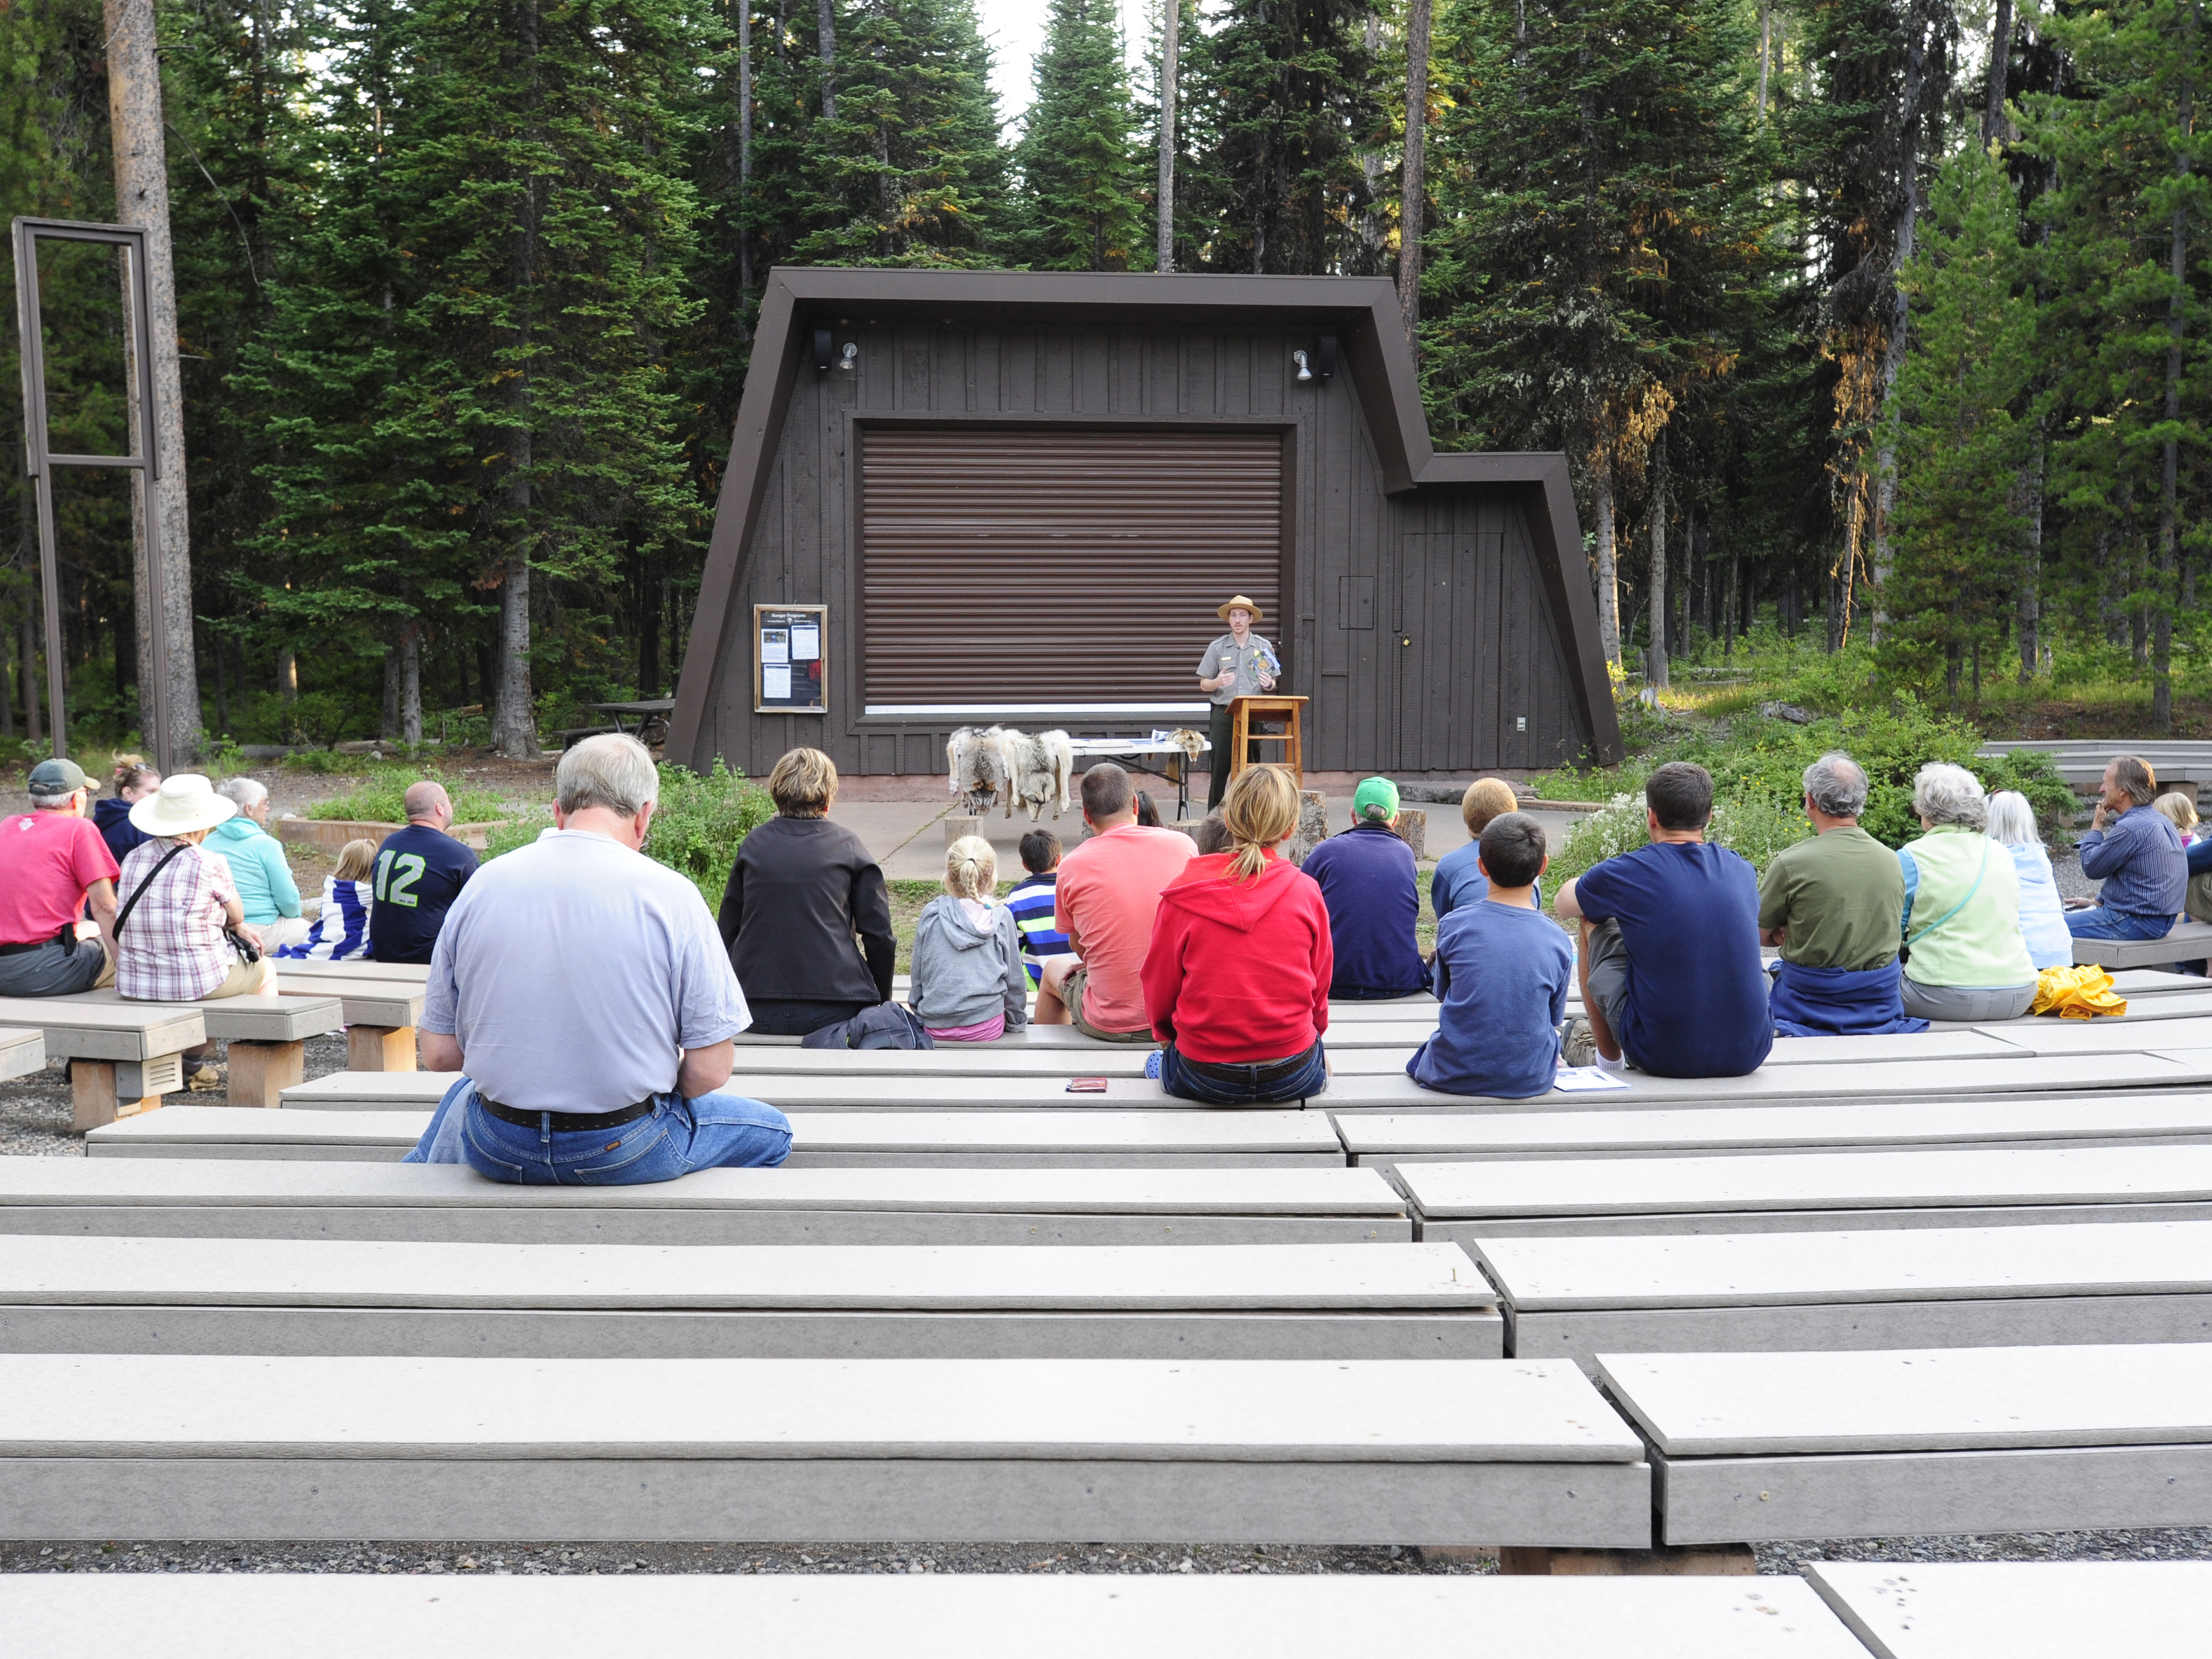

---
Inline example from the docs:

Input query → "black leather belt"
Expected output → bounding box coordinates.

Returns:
[479,1097,656,1133]
[0,927,74,958]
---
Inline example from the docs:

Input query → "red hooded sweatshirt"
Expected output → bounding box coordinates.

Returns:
[1142,851,1333,1064]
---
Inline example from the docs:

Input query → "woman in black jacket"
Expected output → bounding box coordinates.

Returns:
[718,748,897,1036]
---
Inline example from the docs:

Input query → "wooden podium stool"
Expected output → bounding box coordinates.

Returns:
[1228,695,1308,786]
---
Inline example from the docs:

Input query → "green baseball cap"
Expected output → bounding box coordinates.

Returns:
[1353,776,1399,822]
[26,757,88,794]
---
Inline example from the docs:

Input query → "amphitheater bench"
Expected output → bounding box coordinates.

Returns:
[87,1107,1352,1168]
[2070,917,2212,968]
[1336,1095,2212,1168]
[0,1564,1873,1659]
[58,989,342,1108]
[1470,1220,2212,1368]
[1806,1559,2212,1659]
[1598,1343,2212,1545]
[0,1235,1499,1361]
[281,1071,1250,1112]
[272,969,424,1071]
[0,996,205,1129]
[0,1160,1410,1246]
[0,1028,44,1087]
[0,1351,1647,1546]
[1400,1144,2212,1240]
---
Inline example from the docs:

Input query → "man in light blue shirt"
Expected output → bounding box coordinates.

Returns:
[405,733,789,1182]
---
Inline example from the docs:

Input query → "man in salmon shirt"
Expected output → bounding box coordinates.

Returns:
[1035,763,1194,1042]
[0,757,121,997]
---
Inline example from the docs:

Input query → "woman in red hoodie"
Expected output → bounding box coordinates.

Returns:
[1142,764,1333,1103]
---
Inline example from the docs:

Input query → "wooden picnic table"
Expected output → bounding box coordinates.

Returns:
[588,698,675,745]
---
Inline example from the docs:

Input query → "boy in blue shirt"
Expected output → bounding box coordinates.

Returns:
[1408,812,1572,1099]
[1004,829,1073,986]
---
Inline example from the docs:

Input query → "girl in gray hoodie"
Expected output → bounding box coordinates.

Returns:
[909,836,1031,1041]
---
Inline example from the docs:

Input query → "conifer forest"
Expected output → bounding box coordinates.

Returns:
[1,0,2207,756]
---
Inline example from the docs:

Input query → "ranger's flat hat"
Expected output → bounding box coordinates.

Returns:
[1216,595,1264,623]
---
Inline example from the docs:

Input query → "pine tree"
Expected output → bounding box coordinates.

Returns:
[1879,142,2038,700]
[1014,0,1147,270]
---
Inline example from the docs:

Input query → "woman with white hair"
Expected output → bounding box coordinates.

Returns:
[207,774,310,950]
[1896,763,2037,1020]
[1986,790,2074,971]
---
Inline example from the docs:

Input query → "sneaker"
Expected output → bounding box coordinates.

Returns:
[1561,1018,1597,1069]
[186,1066,224,1093]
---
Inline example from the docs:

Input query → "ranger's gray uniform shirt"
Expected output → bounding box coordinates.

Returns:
[1197,633,1278,705]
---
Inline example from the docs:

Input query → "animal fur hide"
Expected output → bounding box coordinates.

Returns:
[1003,728,1074,820]
[1166,728,1206,763]
[946,726,1011,816]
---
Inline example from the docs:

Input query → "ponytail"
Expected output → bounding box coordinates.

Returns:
[1220,765,1301,881]
[944,834,997,900]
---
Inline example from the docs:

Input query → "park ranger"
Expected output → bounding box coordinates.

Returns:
[1196,594,1278,814]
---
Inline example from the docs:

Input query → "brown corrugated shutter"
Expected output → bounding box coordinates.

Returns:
[859,427,1283,707]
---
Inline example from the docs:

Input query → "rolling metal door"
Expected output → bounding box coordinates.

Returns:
[860,427,1284,708]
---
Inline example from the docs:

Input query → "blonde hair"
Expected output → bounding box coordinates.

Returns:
[2155,791,2200,835]
[768,747,837,817]
[1461,776,1519,836]
[111,753,157,796]
[944,834,996,899]
[332,838,379,883]
[1221,764,1300,881]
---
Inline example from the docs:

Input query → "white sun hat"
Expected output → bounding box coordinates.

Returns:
[127,773,238,838]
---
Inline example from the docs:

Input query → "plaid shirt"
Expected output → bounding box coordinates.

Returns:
[115,837,239,1002]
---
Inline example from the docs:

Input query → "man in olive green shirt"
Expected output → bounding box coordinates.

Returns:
[1759,752,1924,1035]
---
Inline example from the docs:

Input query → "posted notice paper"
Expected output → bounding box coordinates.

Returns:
[763,664,793,700]
[791,624,821,661]
[760,629,790,665]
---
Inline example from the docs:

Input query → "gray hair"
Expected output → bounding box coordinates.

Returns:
[1985,789,2042,848]
[1801,751,1869,819]
[28,787,77,810]
[557,733,660,816]
[1912,761,1988,830]
[216,776,268,811]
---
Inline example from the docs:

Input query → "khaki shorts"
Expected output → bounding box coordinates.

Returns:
[204,955,278,999]
[255,917,313,951]
[1064,964,1158,1044]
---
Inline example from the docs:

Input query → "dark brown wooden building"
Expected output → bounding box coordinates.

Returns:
[667,269,1623,778]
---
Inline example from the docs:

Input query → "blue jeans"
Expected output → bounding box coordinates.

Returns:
[2065,907,2173,941]
[407,1084,791,1183]
[1159,1040,1327,1104]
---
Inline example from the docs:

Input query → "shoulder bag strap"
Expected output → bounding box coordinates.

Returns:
[113,842,189,940]
[1905,841,1991,948]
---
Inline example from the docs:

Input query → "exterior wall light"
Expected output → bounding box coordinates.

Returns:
[839,342,859,371]
[1293,350,1313,382]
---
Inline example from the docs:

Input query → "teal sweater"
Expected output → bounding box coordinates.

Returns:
[206,816,302,924]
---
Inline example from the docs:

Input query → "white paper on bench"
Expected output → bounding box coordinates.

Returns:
[90,1107,1344,1156]
[1595,1343,2212,1455]
[1341,1097,2212,1156]
[1804,1559,2212,1659]
[0,1159,1404,1215]
[1400,1145,2212,1218]
[1470,1220,2212,1309]
[0,1571,1865,1659]
[0,1235,1490,1310]
[0,1352,1641,1461]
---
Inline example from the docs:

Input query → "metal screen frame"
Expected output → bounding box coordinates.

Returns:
[11,216,173,772]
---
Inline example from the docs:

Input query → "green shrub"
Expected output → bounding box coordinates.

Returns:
[483,759,773,907]
[305,770,511,824]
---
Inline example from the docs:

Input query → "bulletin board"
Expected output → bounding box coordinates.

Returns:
[754,603,828,713]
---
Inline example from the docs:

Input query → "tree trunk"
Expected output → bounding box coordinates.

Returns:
[817,0,837,121]
[211,634,227,736]
[104,0,204,763]
[2155,37,2192,735]
[1159,0,1179,272]
[19,595,39,746]
[276,647,298,702]
[1725,548,1739,656]
[1756,0,1771,120]
[1869,24,1930,639]
[1593,448,1621,665]
[1396,0,1432,343]
[494,0,542,759]
[1983,0,2013,145]
[401,620,422,747]
[738,0,753,293]
[381,638,402,739]
[0,600,13,738]
[2019,428,2043,684]
[1647,451,1670,689]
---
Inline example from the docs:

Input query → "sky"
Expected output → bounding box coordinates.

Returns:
[974,0,1160,131]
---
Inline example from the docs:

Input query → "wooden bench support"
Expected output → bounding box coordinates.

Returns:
[347,1023,417,1072]
[1498,1544,1757,1576]
[226,1040,306,1109]
[69,1055,180,1132]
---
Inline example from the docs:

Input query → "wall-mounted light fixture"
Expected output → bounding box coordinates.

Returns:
[1292,350,1313,383]
[839,342,859,372]
[1292,336,1339,384]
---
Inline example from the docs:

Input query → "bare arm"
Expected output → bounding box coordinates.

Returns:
[421,1031,465,1072]
[1552,876,1585,920]
[678,1039,735,1099]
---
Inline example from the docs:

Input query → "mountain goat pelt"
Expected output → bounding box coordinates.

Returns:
[1003,728,1074,820]
[946,726,1011,815]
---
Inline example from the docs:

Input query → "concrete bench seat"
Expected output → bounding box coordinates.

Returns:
[1970,1012,2212,1054]
[719,1047,1431,1079]
[0,1572,1867,1659]
[0,996,206,1128]
[1598,1343,2212,1544]
[1018,1022,1438,1053]
[0,1159,1411,1246]
[1806,1559,2212,1659]
[271,958,432,982]
[57,989,344,1108]
[2071,917,2212,968]
[0,1235,1500,1360]
[272,971,425,1070]
[1339,1095,2212,1165]
[1402,1144,2212,1240]
[1471,1220,2212,1366]
[88,1107,1351,1168]
[282,1071,1235,1112]
[0,1351,1648,1545]
[0,1027,44,1084]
